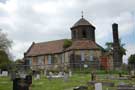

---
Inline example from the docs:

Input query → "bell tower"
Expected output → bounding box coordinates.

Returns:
[70,16,96,42]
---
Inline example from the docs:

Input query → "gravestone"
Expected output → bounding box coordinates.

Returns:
[34,74,40,80]
[95,83,102,90]
[48,72,52,81]
[44,70,47,76]
[11,72,16,81]
[118,82,126,86]
[88,81,114,87]
[58,72,63,77]
[73,86,88,90]
[13,78,29,90]
[69,70,72,77]
[109,75,115,80]
[25,75,32,86]
[64,73,68,82]
[106,74,114,80]
[49,72,53,76]
[84,64,88,68]
[118,77,128,80]
[130,70,135,76]
[2,71,8,76]
[20,73,26,78]
[91,72,96,81]
[36,74,40,80]
[117,82,135,90]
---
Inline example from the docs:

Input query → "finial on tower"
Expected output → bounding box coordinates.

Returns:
[81,11,83,18]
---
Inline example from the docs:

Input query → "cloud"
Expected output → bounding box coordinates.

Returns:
[0,0,135,60]
[0,0,8,4]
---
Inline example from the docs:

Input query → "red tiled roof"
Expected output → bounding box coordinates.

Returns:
[25,39,65,56]
[66,40,102,50]
[25,39,103,57]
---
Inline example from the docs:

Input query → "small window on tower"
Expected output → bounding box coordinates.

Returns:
[73,31,76,38]
[82,30,86,38]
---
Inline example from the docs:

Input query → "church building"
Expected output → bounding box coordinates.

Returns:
[24,16,119,70]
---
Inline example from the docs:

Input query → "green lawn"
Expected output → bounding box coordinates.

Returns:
[0,74,135,90]
[32,74,90,90]
[0,76,12,90]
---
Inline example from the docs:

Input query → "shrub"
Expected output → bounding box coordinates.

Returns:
[63,39,72,48]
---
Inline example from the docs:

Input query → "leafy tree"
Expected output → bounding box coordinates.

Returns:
[128,54,135,65]
[15,59,24,64]
[0,50,12,69]
[0,30,12,50]
[63,39,72,48]
[105,42,113,52]
[105,39,126,59]
[0,30,12,69]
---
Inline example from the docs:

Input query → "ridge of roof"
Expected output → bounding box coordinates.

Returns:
[35,39,68,45]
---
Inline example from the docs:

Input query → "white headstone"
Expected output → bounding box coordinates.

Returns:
[58,72,63,77]
[64,73,68,82]
[131,70,135,76]
[35,74,40,80]
[49,72,53,76]
[37,74,40,79]
[69,71,72,77]
[2,71,8,76]
[95,83,102,90]
[84,64,88,68]
[20,73,26,78]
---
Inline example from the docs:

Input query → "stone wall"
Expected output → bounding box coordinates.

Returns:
[25,49,104,70]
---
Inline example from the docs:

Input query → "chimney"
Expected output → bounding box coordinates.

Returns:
[112,23,122,69]
[112,23,119,44]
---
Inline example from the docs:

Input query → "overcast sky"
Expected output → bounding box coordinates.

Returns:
[0,0,135,63]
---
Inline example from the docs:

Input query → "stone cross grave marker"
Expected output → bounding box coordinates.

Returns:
[95,83,102,90]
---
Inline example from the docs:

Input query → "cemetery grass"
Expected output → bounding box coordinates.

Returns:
[0,74,135,90]
[0,76,12,90]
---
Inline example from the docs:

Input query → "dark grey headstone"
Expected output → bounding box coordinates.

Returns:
[13,78,29,90]
[73,86,88,90]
